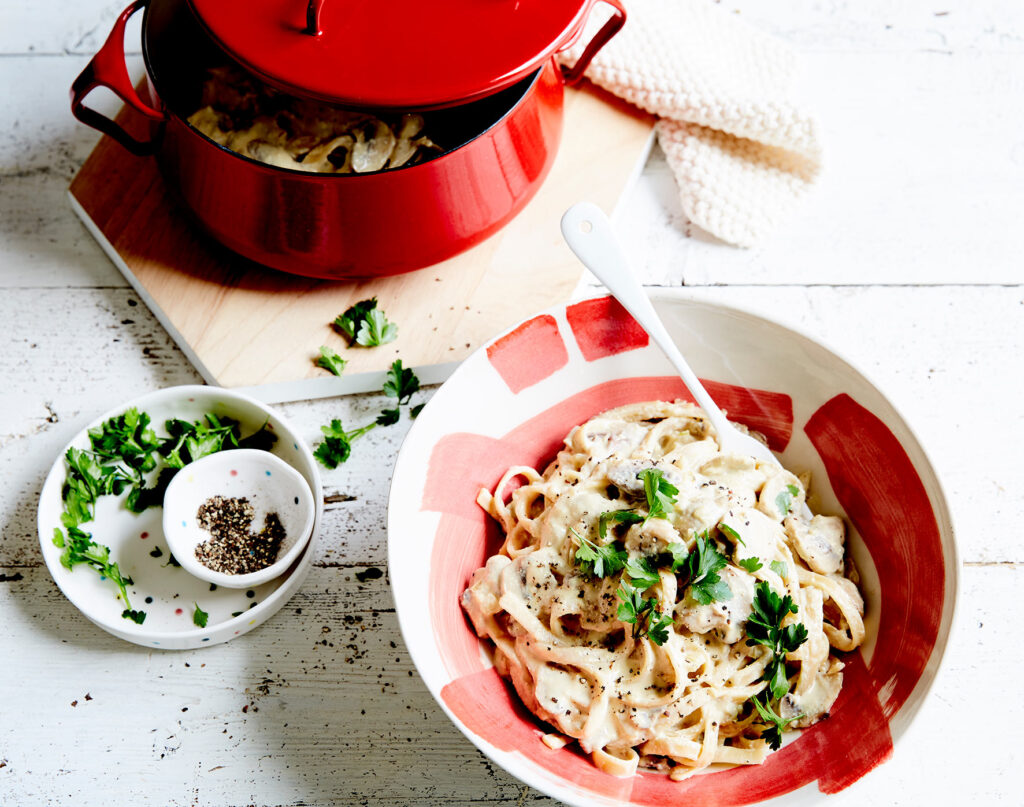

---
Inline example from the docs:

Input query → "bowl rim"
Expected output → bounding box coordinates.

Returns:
[37,383,324,643]
[387,288,961,804]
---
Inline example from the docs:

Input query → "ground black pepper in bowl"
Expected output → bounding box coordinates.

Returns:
[194,495,286,575]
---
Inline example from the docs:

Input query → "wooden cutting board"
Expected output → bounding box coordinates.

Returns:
[69,82,655,403]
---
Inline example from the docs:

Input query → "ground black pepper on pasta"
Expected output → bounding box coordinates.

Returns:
[194,495,286,575]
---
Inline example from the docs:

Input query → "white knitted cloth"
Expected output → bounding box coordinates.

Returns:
[561,0,822,247]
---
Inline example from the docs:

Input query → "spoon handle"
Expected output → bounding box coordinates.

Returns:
[560,203,732,438]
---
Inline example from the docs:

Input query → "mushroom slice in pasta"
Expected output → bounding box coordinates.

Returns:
[389,114,431,168]
[352,120,397,173]
[605,460,682,496]
[779,667,843,728]
[785,514,846,575]
[699,452,767,495]
[756,468,806,521]
[674,566,755,644]
[461,554,512,635]
[719,508,784,566]
[246,140,300,169]
[301,135,356,173]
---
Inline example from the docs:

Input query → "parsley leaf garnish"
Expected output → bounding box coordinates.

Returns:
[410,403,425,419]
[616,578,673,645]
[597,509,644,539]
[647,609,674,645]
[334,298,381,343]
[333,297,398,347]
[315,345,347,376]
[624,556,661,590]
[313,419,375,469]
[384,359,420,404]
[571,528,628,579]
[770,560,788,580]
[193,603,209,628]
[356,307,398,347]
[718,523,745,546]
[746,581,808,699]
[638,468,678,522]
[61,447,125,527]
[738,556,763,573]
[162,414,269,471]
[53,525,145,624]
[751,693,802,750]
[774,483,801,516]
[87,407,162,472]
[313,361,422,467]
[677,531,732,605]
[376,409,401,427]
[663,541,690,572]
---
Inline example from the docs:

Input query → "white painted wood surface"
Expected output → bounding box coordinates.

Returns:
[2,1,1022,804]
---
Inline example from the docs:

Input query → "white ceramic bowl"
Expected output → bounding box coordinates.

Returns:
[387,292,958,806]
[162,449,316,589]
[38,385,323,649]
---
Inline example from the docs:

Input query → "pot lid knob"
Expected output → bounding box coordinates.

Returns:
[302,0,323,36]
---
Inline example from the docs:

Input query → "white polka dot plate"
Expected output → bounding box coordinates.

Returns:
[37,385,323,649]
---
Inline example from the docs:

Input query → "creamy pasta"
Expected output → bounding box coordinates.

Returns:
[188,66,441,173]
[461,400,865,779]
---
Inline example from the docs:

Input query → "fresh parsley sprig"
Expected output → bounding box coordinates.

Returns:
[72,408,167,518]
[616,578,673,645]
[333,298,398,347]
[52,526,145,624]
[379,359,421,425]
[315,345,347,376]
[313,360,423,469]
[570,528,628,579]
[598,509,644,539]
[738,556,763,573]
[662,541,689,571]
[162,414,275,470]
[624,555,661,590]
[193,603,209,628]
[313,419,376,469]
[61,447,131,527]
[358,307,398,347]
[594,469,676,541]
[675,531,733,605]
[638,468,678,522]
[751,693,803,750]
[745,581,808,699]
[87,407,162,469]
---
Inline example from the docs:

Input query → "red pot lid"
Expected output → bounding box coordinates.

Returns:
[187,0,599,109]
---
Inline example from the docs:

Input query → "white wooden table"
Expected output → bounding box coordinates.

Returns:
[2,1,1022,804]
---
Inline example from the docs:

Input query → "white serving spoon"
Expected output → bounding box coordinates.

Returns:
[560,202,812,517]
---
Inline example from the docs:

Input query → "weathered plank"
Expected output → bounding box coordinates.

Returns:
[0,559,1016,805]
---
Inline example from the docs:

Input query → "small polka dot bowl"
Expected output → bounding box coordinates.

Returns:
[162,449,316,590]
[37,385,322,650]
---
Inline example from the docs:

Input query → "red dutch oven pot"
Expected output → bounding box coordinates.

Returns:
[70,0,625,279]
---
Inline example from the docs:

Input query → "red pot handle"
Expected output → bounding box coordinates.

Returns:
[70,0,165,156]
[560,0,627,87]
